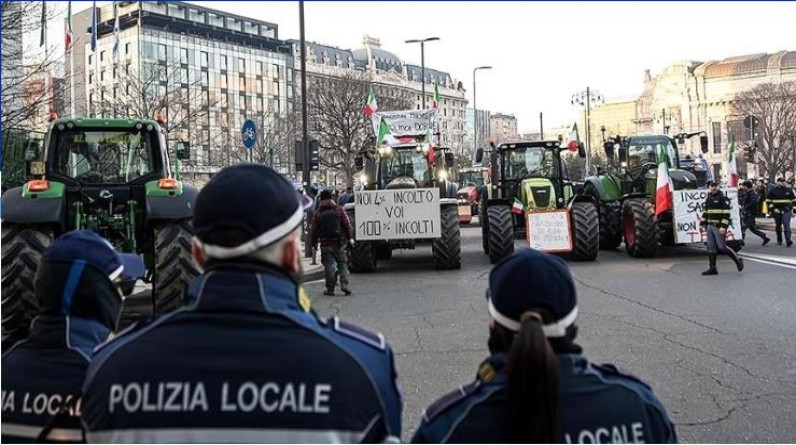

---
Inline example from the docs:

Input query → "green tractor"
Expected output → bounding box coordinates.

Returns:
[475,140,599,264]
[583,132,740,257]
[1,118,199,335]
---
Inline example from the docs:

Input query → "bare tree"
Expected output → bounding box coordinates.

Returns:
[2,2,68,130]
[733,82,796,180]
[213,112,297,169]
[300,70,413,186]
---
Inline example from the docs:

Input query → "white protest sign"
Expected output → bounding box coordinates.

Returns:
[525,210,573,252]
[354,188,441,240]
[374,109,437,137]
[672,188,741,244]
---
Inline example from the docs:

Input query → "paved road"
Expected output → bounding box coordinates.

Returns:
[303,223,796,443]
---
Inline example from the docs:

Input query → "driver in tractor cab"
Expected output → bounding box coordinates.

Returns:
[2,230,144,443]
[700,181,744,275]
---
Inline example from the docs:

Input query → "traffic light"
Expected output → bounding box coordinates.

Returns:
[309,139,320,171]
[744,144,756,163]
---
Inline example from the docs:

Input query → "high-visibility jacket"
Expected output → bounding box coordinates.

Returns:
[701,191,731,229]
[766,186,795,213]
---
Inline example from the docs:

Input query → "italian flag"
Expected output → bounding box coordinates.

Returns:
[655,146,673,216]
[65,1,73,52]
[364,86,378,116]
[567,122,580,152]
[376,117,391,145]
[431,82,440,109]
[727,136,739,187]
[511,198,524,214]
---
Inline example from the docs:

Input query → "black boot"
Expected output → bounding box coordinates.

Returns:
[726,248,744,272]
[702,254,718,275]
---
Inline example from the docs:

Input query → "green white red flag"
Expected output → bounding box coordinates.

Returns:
[65,1,73,52]
[431,82,440,108]
[655,145,673,216]
[567,122,580,152]
[727,136,739,187]
[364,86,377,116]
[512,198,524,214]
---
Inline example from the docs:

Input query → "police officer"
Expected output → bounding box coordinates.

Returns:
[2,230,144,443]
[765,177,795,247]
[80,165,402,443]
[412,249,676,444]
[700,181,743,275]
[740,180,771,245]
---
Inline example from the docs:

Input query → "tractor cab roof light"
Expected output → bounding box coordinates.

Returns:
[135,122,143,130]
[28,180,50,192]
[158,178,178,190]
[48,112,58,122]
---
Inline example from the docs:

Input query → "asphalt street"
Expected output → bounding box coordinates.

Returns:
[119,222,796,443]
[303,222,796,443]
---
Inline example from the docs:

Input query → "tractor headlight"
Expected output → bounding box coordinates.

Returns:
[621,161,628,168]
[359,173,368,183]
[416,144,423,153]
[438,169,448,181]
[57,124,65,131]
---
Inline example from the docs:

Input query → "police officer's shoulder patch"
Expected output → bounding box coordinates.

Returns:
[593,362,651,389]
[423,380,481,423]
[332,317,385,350]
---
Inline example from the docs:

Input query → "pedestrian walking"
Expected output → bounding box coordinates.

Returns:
[2,230,143,443]
[766,177,795,247]
[80,165,402,443]
[740,181,771,245]
[310,189,353,296]
[412,249,677,444]
[755,179,768,216]
[700,181,743,275]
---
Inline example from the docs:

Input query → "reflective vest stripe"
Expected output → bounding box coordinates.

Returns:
[87,426,383,444]
[1,423,83,442]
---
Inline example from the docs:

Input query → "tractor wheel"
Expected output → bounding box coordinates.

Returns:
[479,199,489,254]
[349,241,377,273]
[376,244,393,260]
[487,206,514,264]
[1,225,53,335]
[570,202,599,261]
[622,198,659,258]
[599,202,623,250]
[153,219,199,315]
[433,205,462,270]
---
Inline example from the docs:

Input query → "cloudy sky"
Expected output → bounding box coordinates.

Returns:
[48,1,796,132]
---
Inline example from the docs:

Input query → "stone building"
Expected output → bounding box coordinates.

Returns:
[490,113,518,144]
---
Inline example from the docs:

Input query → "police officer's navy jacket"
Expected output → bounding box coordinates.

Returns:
[767,186,795,212]
[2,315,110,443]
[701,191,731,229]
[412,353,676,444]
[81,262,402,443]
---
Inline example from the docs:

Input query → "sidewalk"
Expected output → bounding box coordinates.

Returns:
[300,242,325,283]
[756,217,793,232]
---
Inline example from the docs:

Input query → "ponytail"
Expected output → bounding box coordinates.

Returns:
[505,311,559,444]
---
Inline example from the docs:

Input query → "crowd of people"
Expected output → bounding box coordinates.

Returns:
[1,164,680,444]
[738,176,795,247]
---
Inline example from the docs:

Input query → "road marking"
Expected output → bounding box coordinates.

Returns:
[738,253,796,270]
[739,251,796,266]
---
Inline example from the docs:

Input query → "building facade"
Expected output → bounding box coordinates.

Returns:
[71,1,295,179]
[490,113,519,144]
[588,51,796,179]
[465,107,491,159]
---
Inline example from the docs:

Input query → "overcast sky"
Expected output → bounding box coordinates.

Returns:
[47,1,796,132]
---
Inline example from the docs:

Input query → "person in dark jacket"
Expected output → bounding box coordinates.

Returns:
[740,181,771,245]
[700,181,744,275]
[1,230,144,443]
[755,179,768,216]
[412,249,677,444]
[310,189,353,296]
[766,177,795,246]
[80,165,402,443]
[338,186,354,206]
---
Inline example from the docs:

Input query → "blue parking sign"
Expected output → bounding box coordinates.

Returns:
[241,119,257,149]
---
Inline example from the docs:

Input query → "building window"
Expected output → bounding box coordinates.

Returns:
[256,62,263,76]
[125,43,131,55]
[181,68,189,84]
[113,67,117,79]
[201,71,209,87]
[240,76,247,91]
[100,70,105,82]
[88,54,93,65]
[180,48,188,64]
[220,74,227,89]
[157,45,166,62]
[287,68,293,83]
[220,55,227,71]
[100,51,105,62]
[88,73,93,84]
[239,58,245,73]
[712,122,722,154]
[200,51,209,68]
[221,93,228,108]
[209,13,224,27]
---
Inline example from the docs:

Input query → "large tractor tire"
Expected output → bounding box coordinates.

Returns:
[622,198,659,258]
[570,202,600,261]
[153,219,200,315]
[479,199,489,254]
[349,241,377,273]
[1,225,53,335]
[487,206,514,264]
[433,205,462,270]
[375,244,393,260]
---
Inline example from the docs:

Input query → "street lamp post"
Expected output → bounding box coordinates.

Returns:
[571,87,603,174]
[405,37,440,105]
[472,65,492,158]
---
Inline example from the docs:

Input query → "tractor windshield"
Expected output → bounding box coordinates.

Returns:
[627,136,678,172]
[379,148,430,186]
[54,130,155,184]
[459,170,485,188]
[504,147,559,180]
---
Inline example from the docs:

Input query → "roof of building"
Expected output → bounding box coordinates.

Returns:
[289,40,358,68]
[404,65,452,87]
[698,51,796,78]
[352,47,403,73]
